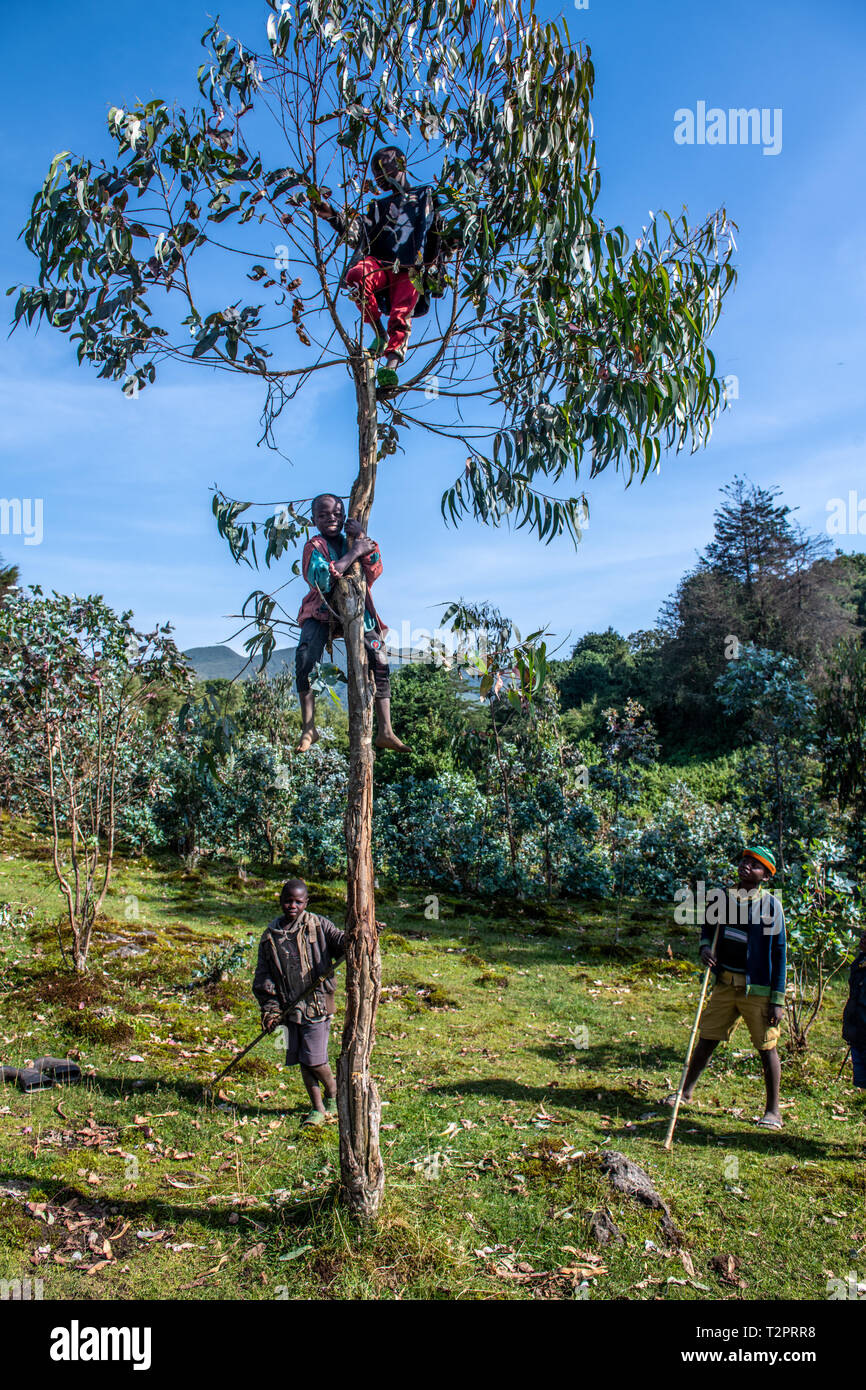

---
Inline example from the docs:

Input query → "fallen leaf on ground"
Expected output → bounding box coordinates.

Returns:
[278,1244,314,1262]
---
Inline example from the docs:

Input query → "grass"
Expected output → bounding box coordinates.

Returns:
[0,813,864,1301]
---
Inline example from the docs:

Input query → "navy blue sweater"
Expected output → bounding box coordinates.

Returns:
[700,888,787,1007]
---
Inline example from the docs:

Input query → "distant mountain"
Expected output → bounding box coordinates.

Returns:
[182,644,298,681]
[183,643,436,683]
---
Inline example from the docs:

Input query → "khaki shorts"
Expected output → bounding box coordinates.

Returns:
[699,972,780,1051]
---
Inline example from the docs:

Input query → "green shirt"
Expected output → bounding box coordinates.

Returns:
[306,537,380,632]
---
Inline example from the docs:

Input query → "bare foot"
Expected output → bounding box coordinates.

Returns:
[375,731,410,753]
[295,727,320,753]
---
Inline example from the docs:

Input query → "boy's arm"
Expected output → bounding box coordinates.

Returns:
[768,897,787,1008]
[359,540,383,586]
[322,917,346,963]
[252,936,281,1024]
[304,543,334,595]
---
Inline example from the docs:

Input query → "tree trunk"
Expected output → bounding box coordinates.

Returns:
[335,354,384,1219]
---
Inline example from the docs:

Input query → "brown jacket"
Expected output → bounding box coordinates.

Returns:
[252,912,345,1023]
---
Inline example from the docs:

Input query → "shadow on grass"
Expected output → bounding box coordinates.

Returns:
[0,1170,337,1234]
[79,1072,301,1119]
[532,1040,688,1069]
[427,1076,846,1158]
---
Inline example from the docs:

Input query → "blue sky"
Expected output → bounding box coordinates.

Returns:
[2,0,865,657]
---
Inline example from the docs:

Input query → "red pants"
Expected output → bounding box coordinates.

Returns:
[345,257,419,358]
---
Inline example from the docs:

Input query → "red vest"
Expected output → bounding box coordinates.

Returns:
[296,534,386,635]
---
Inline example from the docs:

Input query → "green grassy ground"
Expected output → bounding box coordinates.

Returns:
[1,815,863,1301]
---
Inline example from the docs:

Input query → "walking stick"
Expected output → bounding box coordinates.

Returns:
[836,1047,851,1081]
[209,959,345,1090]
[663,922,721,1152]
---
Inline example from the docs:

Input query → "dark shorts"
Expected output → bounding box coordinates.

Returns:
[295,617,390,699]
[284,1017,331,1068]
[851,1045,866,1089]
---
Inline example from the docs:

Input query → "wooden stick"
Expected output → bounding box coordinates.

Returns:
[663,922,721,1151]
[836,1047,851,1081]
[209,960,344,1089]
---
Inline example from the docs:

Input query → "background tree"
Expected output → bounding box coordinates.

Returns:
[592,699,659,929]
[715,644,816,875]
[654,479,854,749]
[377,663,464,784]
[784,838,860,1052]
[0,556,19,605]
[14,0,737,1217]
[818,636,866,869]
[0,589,191,970]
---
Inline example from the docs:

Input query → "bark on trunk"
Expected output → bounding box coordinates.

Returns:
[335,354,384,1218]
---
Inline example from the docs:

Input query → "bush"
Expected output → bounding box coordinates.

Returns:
[619,781,745,901]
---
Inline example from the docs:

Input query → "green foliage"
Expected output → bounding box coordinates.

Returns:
[653,478,853,749]
[716,643,818,871]
[784,838,861,1050]
[818,637,866,863]
[14,0,736,550]
[378,663,465,784]
[557,628,635,713]
[620,782,745,901]
[0,555,19,604]
[373,771,609,900]
[0,588,192,969]
[185,934,255,990]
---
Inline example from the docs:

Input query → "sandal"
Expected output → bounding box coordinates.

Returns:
[301,1110,326,1127]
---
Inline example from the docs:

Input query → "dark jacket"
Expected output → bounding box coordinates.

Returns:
[700,887,787,1007]
[332,183,453,318]
[842,951,866,1048]
[252,912,345,1024]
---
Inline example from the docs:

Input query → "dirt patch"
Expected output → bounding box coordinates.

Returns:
[15,971,112,1010]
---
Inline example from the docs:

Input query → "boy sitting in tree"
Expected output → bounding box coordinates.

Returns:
[295,493,407,754]
[665,846,787,1129]
[310,146,452,389]
[252,879,345,1127]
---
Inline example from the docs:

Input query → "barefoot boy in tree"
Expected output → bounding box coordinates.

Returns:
[666,846,787,1129]
[253,879,344,1127]
[294,493,408,754]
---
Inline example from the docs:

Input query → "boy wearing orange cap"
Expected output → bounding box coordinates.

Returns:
[665,846,787,1129]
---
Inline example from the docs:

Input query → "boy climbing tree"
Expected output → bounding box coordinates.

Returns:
[310,146,453,389]
[14,0,738,1218]
[295,494,407,753]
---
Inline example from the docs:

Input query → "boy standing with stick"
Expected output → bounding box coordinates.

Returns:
[253,879,345,1127]
[665,846,787,1132]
